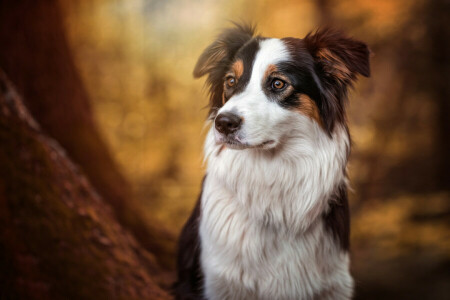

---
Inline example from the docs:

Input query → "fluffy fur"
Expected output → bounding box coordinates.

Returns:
[175,24,370,300]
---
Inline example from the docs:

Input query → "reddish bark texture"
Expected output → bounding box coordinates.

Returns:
[0,0,175,269]
[0,71,171,299]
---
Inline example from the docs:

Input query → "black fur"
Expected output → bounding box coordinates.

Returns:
[323,183,351,250]
[224,38,260,99]
[272,59,323,111]
[303,28,370,134]
[304,28,370,78]
[173,177,205,300]
[193,23,255,118]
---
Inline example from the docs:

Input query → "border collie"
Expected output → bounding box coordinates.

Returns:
[175,24,370,300]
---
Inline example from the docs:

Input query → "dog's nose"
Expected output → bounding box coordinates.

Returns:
[215,112,242,135]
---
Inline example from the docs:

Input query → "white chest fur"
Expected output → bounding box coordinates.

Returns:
[199,123,354,300]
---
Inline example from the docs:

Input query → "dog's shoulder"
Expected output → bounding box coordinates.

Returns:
[173,177,206,300]
[323,183,350,251]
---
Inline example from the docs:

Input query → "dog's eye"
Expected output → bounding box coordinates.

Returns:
[271,79,285,90]
[226,76,236,87]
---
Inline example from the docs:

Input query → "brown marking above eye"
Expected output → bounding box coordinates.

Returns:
[264,64,291,92]
[264,64,278,82]
[297,94,323,128]
[231,59,244,79]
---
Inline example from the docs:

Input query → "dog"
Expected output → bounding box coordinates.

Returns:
[174,24,370,300]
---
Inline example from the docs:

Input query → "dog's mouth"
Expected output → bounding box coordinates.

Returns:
[216,134,275,150]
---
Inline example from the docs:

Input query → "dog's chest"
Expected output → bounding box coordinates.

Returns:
[198,128,352,299]
[199,176,339,300]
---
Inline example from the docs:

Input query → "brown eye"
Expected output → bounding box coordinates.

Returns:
[226,76,236,87]
[272,79,285,90]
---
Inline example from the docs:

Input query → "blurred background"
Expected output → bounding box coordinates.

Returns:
[0,0,449,299]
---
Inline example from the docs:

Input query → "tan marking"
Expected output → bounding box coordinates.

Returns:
[232,59,244,79]
[316,49,351,81]
[297,94,323,127]
[264,64,278,82]
[216,144,226,156]
[222,92,226,105]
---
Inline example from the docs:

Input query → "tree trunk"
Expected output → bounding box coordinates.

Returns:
[0,70,170,299]
[0,0,175,268]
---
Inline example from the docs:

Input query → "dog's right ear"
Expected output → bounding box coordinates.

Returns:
[193,24,255,78]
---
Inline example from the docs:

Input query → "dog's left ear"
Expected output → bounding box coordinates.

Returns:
[304,28,370,85]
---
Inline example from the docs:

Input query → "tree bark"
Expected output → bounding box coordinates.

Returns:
[0,70,170,299]
[0,0,175,268]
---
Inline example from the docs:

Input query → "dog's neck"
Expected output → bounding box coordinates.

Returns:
[204,118,350,234]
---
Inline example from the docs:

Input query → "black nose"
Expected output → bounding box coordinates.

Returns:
[215,112,242,135]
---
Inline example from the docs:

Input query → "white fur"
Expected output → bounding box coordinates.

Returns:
[214,39,292,149]
[199,39,353,300]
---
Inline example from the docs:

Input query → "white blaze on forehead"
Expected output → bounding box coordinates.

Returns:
[247,38,290,89]
[216,38,294,148]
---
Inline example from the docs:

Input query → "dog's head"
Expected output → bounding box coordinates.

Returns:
[194,24,370,150]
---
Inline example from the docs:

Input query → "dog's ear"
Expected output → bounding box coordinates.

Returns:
[304,28,370,85]
[193,24,255,78]
[303,28,370,134]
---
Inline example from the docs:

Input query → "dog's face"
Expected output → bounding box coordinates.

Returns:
[194,25,370,150]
